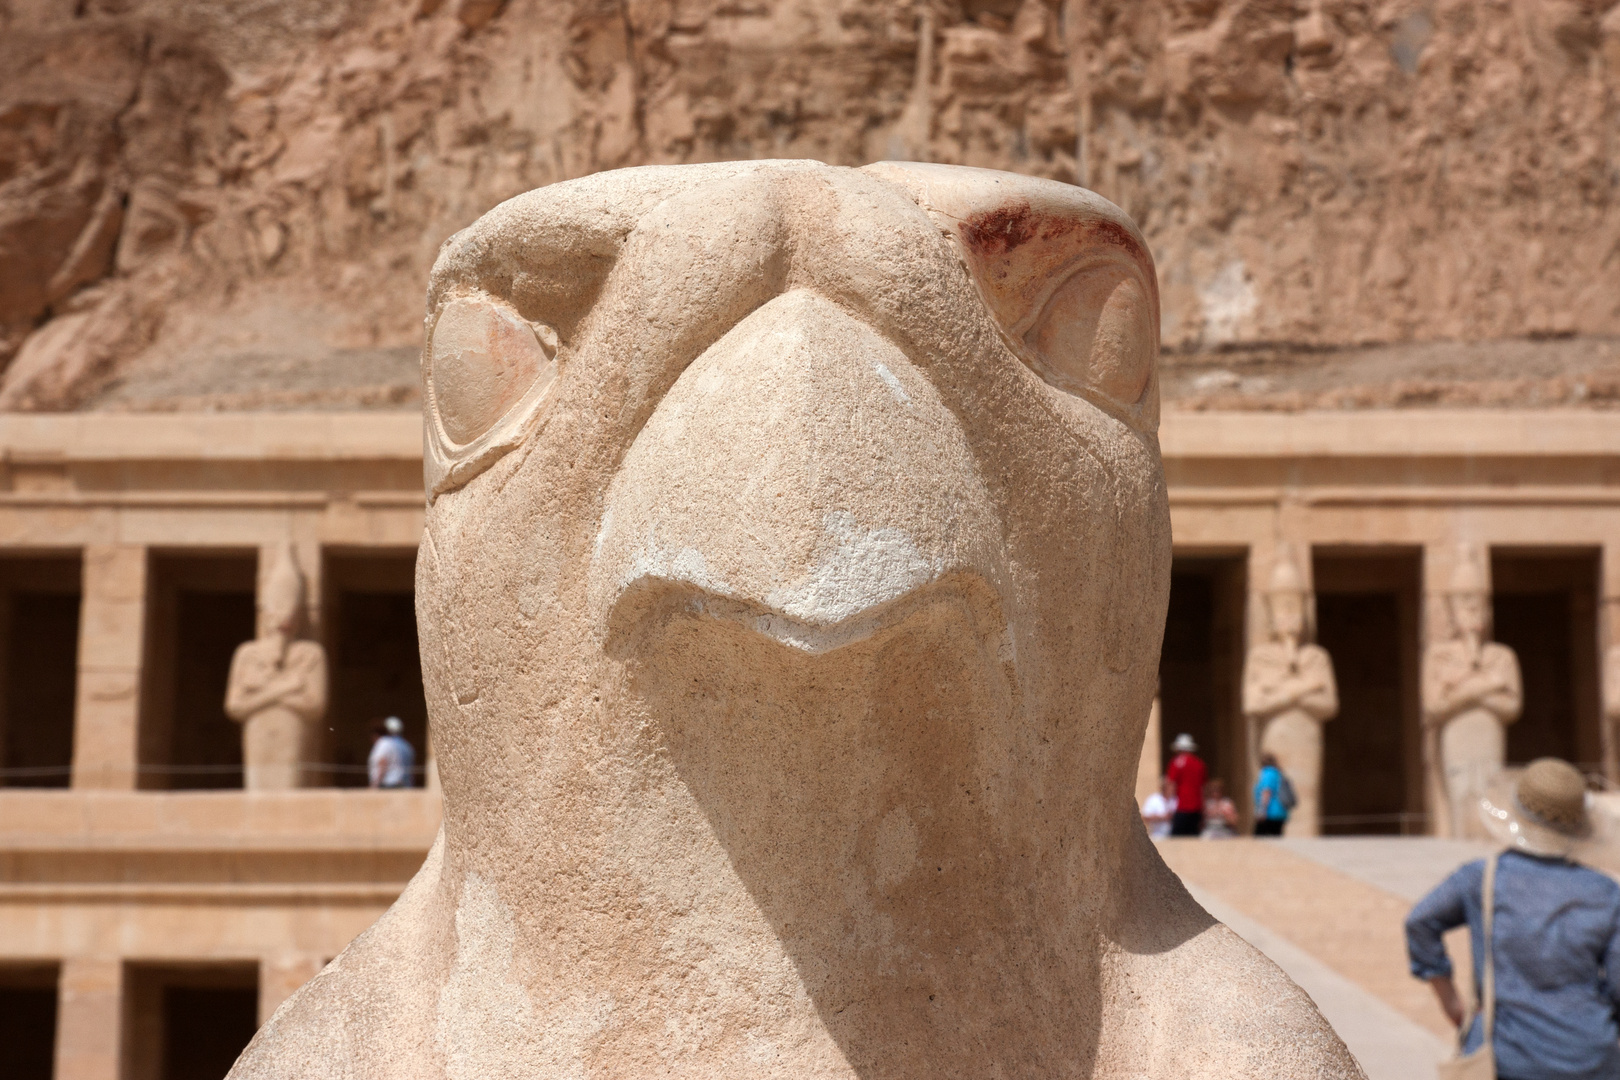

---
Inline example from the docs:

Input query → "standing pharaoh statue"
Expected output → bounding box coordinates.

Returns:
[1243,550,1339,836]
[225,546,328,790]
[1422,547,1522,838]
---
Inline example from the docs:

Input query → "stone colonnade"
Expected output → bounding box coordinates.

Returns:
[1,409,1619,1074]
[0,414,426,793]
[72,540,337,791]
[0,414,434,1080]
[31,793,438,1080]
[1164,411,1620,837]
[1229,540,1538,837]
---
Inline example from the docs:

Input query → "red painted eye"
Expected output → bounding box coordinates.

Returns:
[1025,262,1154,407]
[859,161,1161,429]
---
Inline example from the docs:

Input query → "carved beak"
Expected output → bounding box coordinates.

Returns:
[589,289,1008,657]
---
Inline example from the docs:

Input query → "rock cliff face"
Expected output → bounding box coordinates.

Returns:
[1,0,1618,410]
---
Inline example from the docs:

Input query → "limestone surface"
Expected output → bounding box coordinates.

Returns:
[229,160,1357,1078]
[1607,643,1620,780]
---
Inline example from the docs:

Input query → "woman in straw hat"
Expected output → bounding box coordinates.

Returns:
[1405,758,1620,1080]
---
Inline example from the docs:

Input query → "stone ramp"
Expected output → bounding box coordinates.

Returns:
[1158,838,1493,1080]
[1275,837,1495,903]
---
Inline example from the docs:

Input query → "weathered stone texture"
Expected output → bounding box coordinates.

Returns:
[1,0,1618,408]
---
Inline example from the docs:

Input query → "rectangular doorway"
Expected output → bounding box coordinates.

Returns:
[124,963,259,1080]
[1157,554,1247,814]
[139,553,258,790]
[323,551,426,788]
[0,555,81,788]
[0,963,59,1080]
[1313,549,1423,835]
[1491,549,1602,772]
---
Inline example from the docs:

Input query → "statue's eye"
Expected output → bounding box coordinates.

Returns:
[424,294,559,498]
[1024,261,1155,408]
[430,296,557,446]
[858,161,1161,431]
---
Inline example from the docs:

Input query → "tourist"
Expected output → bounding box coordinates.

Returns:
[1405,758,1620,1080]
[1165,733,1207,836]
[367,716,416,789]
[1201,779,1239,839]
[1253,752,1292,836]
[1141,776,1176,840]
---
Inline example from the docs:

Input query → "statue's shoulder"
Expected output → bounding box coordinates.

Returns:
[230,834,449,1079]
[227,638,277,678]
[1244,640,1289,663]
[1423,638,1465,661]
[286,638,328,664]
[1112,922,1358,1077]
[230,947,436,1080]
[230,636,273,660]
[1101,841,1360,1077]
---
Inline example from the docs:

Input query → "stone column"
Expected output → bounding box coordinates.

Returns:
[1240,539,1277,828]
[1134,696,1161,806]
[55,956,122,1080]
[261,954,326,1025]
[71,546,146,789]
[1420,543,1450,833]
[1601,541,1620,784]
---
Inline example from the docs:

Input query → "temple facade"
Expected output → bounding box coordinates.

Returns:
[0,408,1617,1076]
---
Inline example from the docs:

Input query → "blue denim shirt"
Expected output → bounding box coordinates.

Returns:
[1405,850,1620,1080]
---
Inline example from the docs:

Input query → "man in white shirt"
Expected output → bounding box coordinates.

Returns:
[1140,776,1176,839]
[367,716,416,789]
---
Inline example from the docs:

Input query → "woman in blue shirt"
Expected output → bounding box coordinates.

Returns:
[1253,752,1289,836]
[1405,758,1620,1080]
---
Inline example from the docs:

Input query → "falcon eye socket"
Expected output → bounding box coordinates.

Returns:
[429,295,558,447]
[422,293,562,500]
[1025,261,1155,408]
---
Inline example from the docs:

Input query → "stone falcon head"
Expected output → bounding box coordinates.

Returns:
[231,162,1355,1079]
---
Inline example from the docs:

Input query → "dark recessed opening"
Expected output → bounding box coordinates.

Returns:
[1157,553,1247,811]
[125,962,259,1080]
[0,555,81,788]
[323,551,426,787]
[1491,549,1601,772]
[1314,548,1423,835]
[0,964,60,1080]
[140,553,258,790]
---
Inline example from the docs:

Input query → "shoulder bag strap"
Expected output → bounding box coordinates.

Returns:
[1481,852,1499,1047]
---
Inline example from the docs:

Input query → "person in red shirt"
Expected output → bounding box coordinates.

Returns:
[1164,733,1207,836]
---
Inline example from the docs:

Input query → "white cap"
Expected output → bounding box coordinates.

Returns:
[384,716,404,735]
